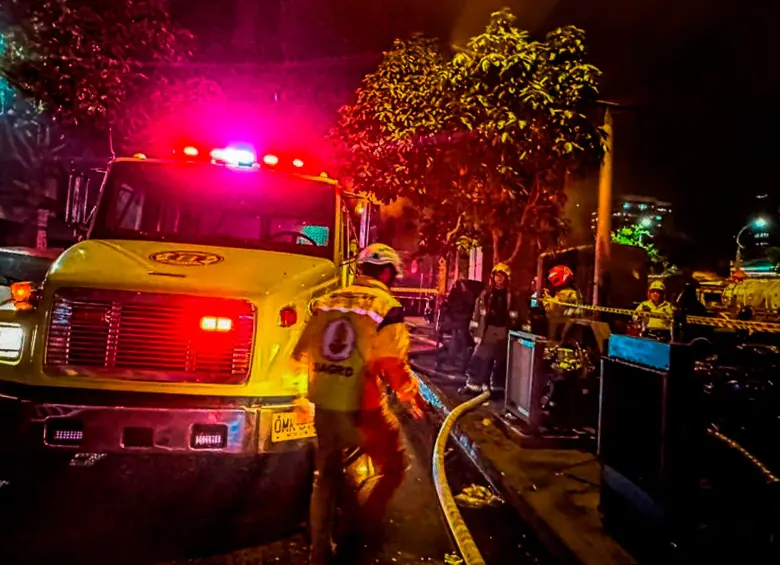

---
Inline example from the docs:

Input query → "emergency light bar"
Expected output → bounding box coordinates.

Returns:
[210,147,256,167]
[161,144,310,172]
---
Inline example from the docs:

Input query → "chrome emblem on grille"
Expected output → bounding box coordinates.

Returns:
[149,251,224,267]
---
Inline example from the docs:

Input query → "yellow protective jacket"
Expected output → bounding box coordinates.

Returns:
[292,276,419,413]
[635,300,674,330]
[545,287,583,317]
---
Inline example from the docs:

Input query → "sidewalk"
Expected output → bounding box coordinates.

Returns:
[409,348,637,565]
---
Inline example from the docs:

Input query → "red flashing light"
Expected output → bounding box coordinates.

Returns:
[279,306,297,328]
[292,158,304,168]
[263,154,279,166]
[183,146,199,157]
[200,316,233,332]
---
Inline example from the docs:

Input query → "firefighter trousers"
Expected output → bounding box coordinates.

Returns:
[465,325,508,391]
[309,405,406,565]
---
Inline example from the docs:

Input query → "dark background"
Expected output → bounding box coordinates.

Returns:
[168,0,780,269]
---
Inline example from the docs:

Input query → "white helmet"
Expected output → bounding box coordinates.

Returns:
[357,243,403,276]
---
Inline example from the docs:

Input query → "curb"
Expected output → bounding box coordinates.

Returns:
[410,357,584,565]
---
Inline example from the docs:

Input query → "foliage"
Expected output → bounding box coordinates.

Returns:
[768,247,780,269]
[330,9,606,264]
[611,224,663,263]
[122,74,228,149]
[0,0,196,143]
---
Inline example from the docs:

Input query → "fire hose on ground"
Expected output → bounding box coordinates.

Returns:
[432,390,492,565]
[707,426,780,486]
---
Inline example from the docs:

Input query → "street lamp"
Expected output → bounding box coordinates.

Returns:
[735,217,771,266]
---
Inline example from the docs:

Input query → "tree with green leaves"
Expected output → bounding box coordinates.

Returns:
[0,0,215,148]
[610,223,682,278]
[330,9,605,267]
[611,224,660,261]
[767,247,780,270]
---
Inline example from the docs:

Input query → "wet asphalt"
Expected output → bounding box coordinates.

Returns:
[0,409,552,565]
[0,328,551,565]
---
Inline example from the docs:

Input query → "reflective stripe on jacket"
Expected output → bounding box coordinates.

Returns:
[292,276,419,412]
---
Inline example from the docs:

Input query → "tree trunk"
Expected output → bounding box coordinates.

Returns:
[501,175,543,265]
[504,231,525,266]
[492,228,501,264]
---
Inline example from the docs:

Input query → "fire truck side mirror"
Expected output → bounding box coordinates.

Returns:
[65,172,89,228]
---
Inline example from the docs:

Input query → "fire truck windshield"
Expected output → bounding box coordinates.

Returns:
[91,161,336,259]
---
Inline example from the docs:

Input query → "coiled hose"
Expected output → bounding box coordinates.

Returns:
[432,390,491,565]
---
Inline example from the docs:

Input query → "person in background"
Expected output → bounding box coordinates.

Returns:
[675,281,708,317]
[291,243,427,565]
[545,265,583,317]
[635,280,674,338]
[459,263,519,397]
[441,274,476,372]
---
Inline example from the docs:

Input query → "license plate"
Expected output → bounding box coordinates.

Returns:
[271,411,316,442]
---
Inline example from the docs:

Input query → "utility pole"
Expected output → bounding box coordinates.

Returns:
[593,105,614,307]
[592,100,637,306]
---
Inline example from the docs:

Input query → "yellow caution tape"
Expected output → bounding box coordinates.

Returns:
[544,299,780,334]
[392,287,439,294]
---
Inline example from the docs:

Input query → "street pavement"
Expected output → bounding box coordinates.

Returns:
[0,406,551,565]
[0,321,552,565]
[0,423,456,565]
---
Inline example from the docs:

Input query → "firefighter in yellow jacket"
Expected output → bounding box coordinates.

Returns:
[292,243,426,565]
[635,280,674,334]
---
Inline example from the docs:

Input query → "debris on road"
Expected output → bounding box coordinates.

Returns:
[454,484,504,509]
[444,552,464,565]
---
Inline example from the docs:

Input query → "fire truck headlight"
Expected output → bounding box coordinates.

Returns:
[0,323,24,360]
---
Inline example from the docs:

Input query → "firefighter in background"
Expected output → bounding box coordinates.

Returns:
[635,280,673,336]
[292,243,427,565]
[460,262,519,396]
[544,265,583,317]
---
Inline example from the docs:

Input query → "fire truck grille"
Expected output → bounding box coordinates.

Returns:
[45,288,255,384]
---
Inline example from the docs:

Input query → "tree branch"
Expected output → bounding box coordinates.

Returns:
[503,176,542,265]
[492,228,501,264]
[445,213,464,244]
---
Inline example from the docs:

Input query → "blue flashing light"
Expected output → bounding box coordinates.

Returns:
[210,147,256,167]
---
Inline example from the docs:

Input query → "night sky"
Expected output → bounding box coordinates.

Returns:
[173,0,780,269]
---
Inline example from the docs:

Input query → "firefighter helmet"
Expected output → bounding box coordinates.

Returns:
[548,265,574,288]
[649,280,666,292]
[357,243,403,276]
[492,262,512,278]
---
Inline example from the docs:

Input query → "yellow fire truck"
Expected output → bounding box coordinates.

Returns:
[0,145,362,522]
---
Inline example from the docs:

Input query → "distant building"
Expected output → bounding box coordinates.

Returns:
[591,195,672,237]
[740,192,780,260]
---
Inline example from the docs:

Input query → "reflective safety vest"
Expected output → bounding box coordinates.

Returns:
[293,276,417,412]
[635,300,674,330]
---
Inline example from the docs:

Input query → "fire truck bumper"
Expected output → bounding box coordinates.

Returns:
[0,383,315,456]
